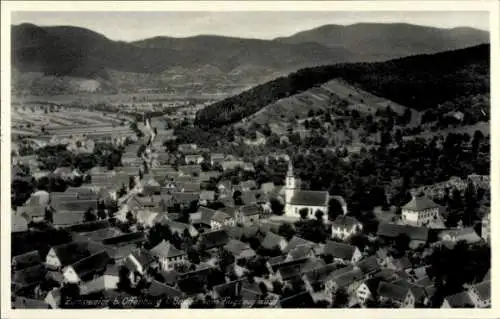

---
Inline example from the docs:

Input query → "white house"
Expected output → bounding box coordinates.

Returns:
[401,195,440,227]
[284,162,328,218]
[149,240,186,271]
[331,215,363,240]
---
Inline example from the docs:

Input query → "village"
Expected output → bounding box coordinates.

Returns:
[10,106,491,310]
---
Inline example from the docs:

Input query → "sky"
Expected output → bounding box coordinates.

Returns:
[11,11,490,42]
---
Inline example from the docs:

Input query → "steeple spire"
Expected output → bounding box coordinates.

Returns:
[287,160,294,177]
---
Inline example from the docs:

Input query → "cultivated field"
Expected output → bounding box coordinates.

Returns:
[11,106,133,140]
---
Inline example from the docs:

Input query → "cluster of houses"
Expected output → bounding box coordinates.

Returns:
[11,126,491,309]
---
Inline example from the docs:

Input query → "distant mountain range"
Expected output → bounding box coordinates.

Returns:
[11,22,489,90]
[275,23,489,60]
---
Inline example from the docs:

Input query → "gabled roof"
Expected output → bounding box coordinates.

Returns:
[213,279,244,298]
[303,262,338,283]
[238,180,257,190]
[150,240,185,258]
[402,195,439,211]
[77,227,124,242]
[170,192,200,205]
[444,291,474,307]
[224,239,253,257]
[224,226,245,240]
[178,165,202,176]
[144,280,184,298]
[323,241,358,260]
[69,251,110,280]
[12,250,42,271]
[279,291,315,308]
[377,282,410,302]
[287,245,315,260]
[332,215,361,229]
[220,206,238,219]
[260,232,286,250]
[415,276,434,288]
[356,255,380,275]
[101,231,145,246]
[239,204,261,216]
[211,210,233,223]
[130,250,155,268]
[271,257,309,273]
[50,241,93,267]
[472,280,491,301]
[241,190,267,205]
[199,230,230,250]
[362,277,383,295]
[12,264,47,288]
[65,219,110,233]
[289,190,328,207]
[51,199,98,213]
[331,268,364,288]
[377,223,429,242]
[390,256,412,270]
[283,236,314,254]
[64,187,99,200]
[52,212,85,227]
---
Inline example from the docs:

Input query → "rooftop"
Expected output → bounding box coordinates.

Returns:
[402,195,439,212]
[289,190,328,207]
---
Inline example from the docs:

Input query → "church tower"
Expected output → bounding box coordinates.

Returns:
[285,161,296,204]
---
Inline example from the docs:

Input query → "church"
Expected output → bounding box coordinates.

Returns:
[284,162,329,218]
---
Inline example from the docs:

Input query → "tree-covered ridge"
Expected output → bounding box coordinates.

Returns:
[195,44,489,128]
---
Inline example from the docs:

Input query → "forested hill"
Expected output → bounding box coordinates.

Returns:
[195,44,489,128]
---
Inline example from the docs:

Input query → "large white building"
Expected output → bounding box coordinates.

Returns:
[401,195,440,227]
[284,162,328,218]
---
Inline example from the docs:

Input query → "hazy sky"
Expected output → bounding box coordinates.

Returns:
[11,11,489,41]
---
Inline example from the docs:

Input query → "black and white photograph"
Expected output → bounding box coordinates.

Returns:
[2,0,498,314]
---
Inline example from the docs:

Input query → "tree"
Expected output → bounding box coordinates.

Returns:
[117,266,132,293]
[270,198,285,215]
[187,248,201,265]
[97,201,107,220]
[393,233,411,257]
[349,234,369,251]
[328,198,343,221]
[332,288,349,308]
[277,223,296,241]
[315,210,325,222]
[299,208,309,220]
[44,207,54,224]
[84,208,97,223]
[128,176,136,190]
[218,249,236,271]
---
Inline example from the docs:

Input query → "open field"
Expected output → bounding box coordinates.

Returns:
[11,107,134,141]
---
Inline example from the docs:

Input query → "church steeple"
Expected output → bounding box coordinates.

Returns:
[287,160,294,177]
[285,160,296,204]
